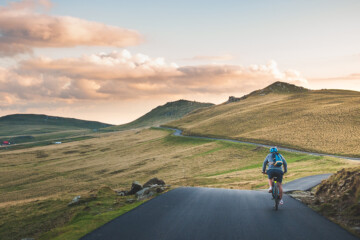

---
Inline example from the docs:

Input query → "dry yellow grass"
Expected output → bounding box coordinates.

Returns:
[0,128,358,207]
[166,90,360,156]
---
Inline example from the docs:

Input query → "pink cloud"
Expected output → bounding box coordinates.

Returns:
[0,50,307,106]
[19,50,181,80]
[0,0,142,56]
[185,54,234,61]
[310,73,360,82]
[307,73,360,92]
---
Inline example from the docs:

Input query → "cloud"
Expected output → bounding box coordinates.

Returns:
[19,50,181,81]
[307,73,360,92]
[310,73,360,82]
[185,54,234,62]
[0,0,142,56]
[0,50,307,107]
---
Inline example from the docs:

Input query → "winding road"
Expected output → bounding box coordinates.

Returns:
[283,174,331,192]
[162,127,360,161]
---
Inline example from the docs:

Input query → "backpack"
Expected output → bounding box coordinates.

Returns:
[272,152,283,167]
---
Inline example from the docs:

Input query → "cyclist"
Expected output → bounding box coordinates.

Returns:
[262,147,287,204]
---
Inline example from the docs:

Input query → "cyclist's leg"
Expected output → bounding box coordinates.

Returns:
[275,171,284,199]
[267,169,275,192]
[268,178,273,188]
[279,183,283,199]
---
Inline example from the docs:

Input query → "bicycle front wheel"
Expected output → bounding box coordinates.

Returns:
[274,184,279,210]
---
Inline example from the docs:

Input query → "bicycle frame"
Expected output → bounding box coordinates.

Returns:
[272,177,280,210]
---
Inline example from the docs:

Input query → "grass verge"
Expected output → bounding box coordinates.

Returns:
[0,186,148,240]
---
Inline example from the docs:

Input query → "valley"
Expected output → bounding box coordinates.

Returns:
[1,82,360,239]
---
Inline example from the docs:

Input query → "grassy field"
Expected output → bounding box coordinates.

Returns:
[165,88,360,157]
[0,127,358,239]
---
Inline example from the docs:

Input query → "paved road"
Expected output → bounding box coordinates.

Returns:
[283,174,332,192]
[161,127,360,161]
[80,187,358,240]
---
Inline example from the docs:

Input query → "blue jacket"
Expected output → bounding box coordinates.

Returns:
[262,153,287,173]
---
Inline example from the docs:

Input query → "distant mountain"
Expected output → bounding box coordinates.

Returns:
[104,100,214,131]
[1,114,112,129]
[165,81,360,157]
[0,114,112,141]
[226,81,309,103]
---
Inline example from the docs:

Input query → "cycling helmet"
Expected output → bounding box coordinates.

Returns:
[270,147,278,153]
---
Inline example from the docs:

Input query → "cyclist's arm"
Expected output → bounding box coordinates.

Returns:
[282,157,288,173]
[262,157,268,173]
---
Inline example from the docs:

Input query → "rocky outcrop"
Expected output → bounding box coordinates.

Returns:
[225,95,248,104]
[135,184,168,200]
[127,181,143,195]
[135,187,154,200]
[117,190,128,196]
[143,178,166,188]
[227,96,241,103]
[116,178,169,200]
[225,81,309,104]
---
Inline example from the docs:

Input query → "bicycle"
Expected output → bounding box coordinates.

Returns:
[262,171,282,210]
[271,177,280,210]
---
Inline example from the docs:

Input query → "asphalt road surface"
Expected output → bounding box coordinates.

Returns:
[162,127,360,161]
[80,187,358,240]
[283,174,332,192]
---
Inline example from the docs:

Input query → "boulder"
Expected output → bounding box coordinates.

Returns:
[116,190,128,196]
[68,195,81,206]
[135,188,155,201]
[67,194,96,206]
[156,186,165,193]
[126,198,136,204]
[135,185,167,200]
[128,181,143,195]
[143,178,165,188]
[135,187,150,197]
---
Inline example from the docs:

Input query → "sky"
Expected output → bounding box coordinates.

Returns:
[0,0,359,124]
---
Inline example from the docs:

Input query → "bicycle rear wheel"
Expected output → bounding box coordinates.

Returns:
[273,183,279,210]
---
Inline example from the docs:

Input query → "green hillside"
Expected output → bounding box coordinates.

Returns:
[0,114,112,145]
[104,99,214,131]
[165,82,360,157]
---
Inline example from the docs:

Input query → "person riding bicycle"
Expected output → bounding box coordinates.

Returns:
[262,147,287,204]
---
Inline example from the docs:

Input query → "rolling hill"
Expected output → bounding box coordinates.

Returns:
[164,81,360,157]
[1,127,357,240]
[0,114,112,145]
[103,99,214,131]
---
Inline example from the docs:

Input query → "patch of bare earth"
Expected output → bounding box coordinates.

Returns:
[289,167,360,237]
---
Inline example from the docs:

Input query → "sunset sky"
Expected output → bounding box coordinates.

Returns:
[0,0,359,124]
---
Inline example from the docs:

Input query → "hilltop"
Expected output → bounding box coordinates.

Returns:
[226,81,309,103]
[104,99,214,131]
[165,81,360,157]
